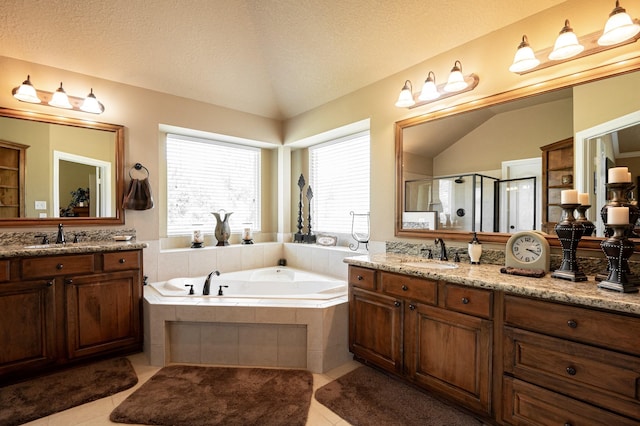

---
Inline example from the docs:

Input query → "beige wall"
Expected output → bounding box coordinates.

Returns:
[1,0,639,247]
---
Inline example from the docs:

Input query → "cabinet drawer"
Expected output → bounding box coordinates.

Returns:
[380,272,436,305]
[0,260,9,282]
[103,250,141,271]
[22,255,95,278]
[502,376,638,426]
[504,295,640,356]
[442,283,492,319]
[349,266,376,290]
[504,327,640,420]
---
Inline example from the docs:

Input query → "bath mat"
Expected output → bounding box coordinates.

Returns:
[315,365,482,426]
[0,357,137,426]
[110,365,313,426]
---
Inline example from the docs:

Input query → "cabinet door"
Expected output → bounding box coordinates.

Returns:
[0,279,56,377]
[349,287,403,373]
[406,303,492,414]
[65,270,142,359]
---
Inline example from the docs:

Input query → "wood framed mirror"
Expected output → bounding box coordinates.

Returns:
[0,107,125,227]
[396,58,640,249]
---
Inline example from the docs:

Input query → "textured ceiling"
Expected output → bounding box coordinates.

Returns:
[1,0,567,119]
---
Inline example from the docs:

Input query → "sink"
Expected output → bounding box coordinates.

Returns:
[402,261,459,270]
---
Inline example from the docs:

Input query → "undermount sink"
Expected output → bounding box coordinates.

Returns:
[402,261,459,270]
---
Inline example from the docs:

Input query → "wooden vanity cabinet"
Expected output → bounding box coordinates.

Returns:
[0,249,143,383]
[348,266,494,416]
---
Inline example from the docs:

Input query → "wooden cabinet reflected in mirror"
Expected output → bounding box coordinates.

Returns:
[0,108,124,227]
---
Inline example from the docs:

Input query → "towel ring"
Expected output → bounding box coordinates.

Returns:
[129,163,149,179]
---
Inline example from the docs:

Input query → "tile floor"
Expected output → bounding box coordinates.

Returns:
[22,352,362,426]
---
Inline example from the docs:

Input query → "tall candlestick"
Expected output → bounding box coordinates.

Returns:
[560,189,578,204]
[608,206,629,225]
[608,166,630,183]
[578,193,589,206]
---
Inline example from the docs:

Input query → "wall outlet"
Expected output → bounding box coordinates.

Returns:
[35,201,46,210]
[39,213,47,218]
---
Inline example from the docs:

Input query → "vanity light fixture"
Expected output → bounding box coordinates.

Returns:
[510,1,640,75]
[11,75,105,114]
[395,61,479,109]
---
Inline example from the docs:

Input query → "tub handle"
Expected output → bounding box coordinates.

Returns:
[218,285,229,296]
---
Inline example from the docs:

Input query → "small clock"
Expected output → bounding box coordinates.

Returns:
[505,231,550,272]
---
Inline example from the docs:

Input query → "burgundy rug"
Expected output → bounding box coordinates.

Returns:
[110,365,313,426]
[315,365,482,426]
[0,357,138,426]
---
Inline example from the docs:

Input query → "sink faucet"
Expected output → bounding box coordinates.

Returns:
[202,270,220,295]
[56,223,65,244]
[435,238,448,261]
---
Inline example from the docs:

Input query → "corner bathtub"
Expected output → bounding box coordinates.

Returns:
[144,266,350,374]
[150,267,346,299]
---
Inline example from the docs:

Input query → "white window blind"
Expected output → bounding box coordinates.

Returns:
[166,134,260,236]
[309,131,370,234]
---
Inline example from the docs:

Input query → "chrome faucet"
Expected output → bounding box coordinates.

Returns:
[56,223,65,244]
[202,270,220,295]
[435,238,448,261]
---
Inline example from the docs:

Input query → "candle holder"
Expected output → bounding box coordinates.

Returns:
[294,174,305,243]
[575,205,595,237]
[551,203,587,282]
[598,224,638,293]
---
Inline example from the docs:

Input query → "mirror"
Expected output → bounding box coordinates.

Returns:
[396,64,640,247]
[0,107,124,226]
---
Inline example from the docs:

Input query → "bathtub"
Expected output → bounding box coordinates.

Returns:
[144,266,350,374]
[150,266,346,299]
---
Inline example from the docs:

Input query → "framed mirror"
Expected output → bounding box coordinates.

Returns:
[396,60,640,248]
[0,107,124,226]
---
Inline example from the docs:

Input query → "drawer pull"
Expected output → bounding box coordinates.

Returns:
[566,366,577,376]
[567,319,577,328]
[56,263,63,270]
[119,258,126,264]
[461,297,469,304]
[65,279,73,285]
[394,301,401,307]
[409,304,416,311]
[402,285,408,291]
[357,275,363,281]
[564,423,573,426]
[46,280,53,287]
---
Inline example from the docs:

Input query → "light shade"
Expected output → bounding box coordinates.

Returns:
[48,82,73,109]
[549,19,584,60]
[509,35,540,73]
[418,71,440,101]
[443,60,467,92]
[598,1,640,46]
[80,88,105,114]
[395,80,415,107]
[12,75,41,103]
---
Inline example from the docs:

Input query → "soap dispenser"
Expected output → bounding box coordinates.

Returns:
[468,232,482,264]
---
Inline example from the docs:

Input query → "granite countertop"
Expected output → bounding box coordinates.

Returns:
[0,241,148,258]
[344,253,640,315]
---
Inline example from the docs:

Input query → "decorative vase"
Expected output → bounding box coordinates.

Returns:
[212,210,233,246]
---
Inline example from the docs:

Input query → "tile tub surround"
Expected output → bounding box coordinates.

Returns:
[144,281,350,374]
[345,253,640,315]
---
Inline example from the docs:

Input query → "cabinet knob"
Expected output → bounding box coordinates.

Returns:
[394,301,401,307]
[357,275,363,281]
[56,263,63,270]
[46,280,53,287]
[566,366,577,376]
[564,423,573,426]
[401,285,408,291]
[567,319,578,328]
[119,258,126,264]
[65,278,73,285]
[409,304,416,311]
[461,297,469,304]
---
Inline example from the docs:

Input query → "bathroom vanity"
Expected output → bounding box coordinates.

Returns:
[0,242,146,383]
[346,254,640,425]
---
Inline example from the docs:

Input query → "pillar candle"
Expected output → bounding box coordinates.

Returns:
[578,193,589,206]
[560,189,578,204]
[608,167,630,183]
[608,206,629,224]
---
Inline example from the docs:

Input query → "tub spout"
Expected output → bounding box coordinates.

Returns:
[203,270,220,295]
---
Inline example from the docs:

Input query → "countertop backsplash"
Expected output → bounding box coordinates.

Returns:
[0,228,137,246]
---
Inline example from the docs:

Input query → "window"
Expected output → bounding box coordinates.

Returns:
[166,134,260,236]
[309,131,370,234]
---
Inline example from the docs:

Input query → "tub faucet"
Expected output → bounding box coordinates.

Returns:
[202,270,220,295]
[435,238,448,261]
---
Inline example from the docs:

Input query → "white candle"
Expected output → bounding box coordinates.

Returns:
[608,206,629,225]
[560,189,578,204]
[608,167,630,183]
[578,193,589,206]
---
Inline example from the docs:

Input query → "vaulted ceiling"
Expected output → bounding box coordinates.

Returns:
[1,1,567,119]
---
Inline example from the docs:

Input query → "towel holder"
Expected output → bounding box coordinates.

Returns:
[129,163,149,179]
